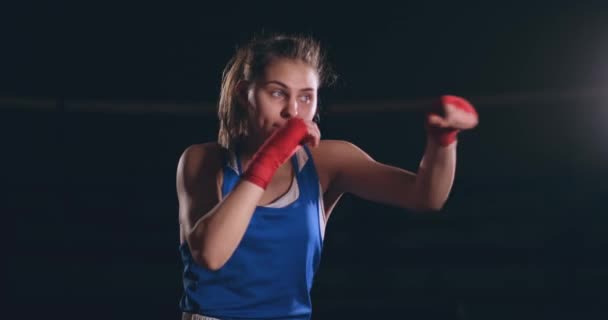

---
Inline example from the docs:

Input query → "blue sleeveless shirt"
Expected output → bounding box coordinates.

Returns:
[179,146,325,320]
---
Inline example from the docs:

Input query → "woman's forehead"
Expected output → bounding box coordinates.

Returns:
[261,58,319,90]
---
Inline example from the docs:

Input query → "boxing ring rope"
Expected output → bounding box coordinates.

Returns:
[1,87,606,114]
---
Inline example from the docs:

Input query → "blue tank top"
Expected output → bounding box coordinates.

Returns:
[179,146,325,320]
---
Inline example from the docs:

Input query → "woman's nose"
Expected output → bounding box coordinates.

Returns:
[281,98,298,118]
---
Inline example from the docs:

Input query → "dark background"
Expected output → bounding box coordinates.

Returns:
[4,1,608,319]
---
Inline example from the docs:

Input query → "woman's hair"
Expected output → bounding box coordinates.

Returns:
[217,33,335,150]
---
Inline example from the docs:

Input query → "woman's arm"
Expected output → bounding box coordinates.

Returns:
[320,140,432,211]
[177,144,264,271]
[325,95,478,212]
[410,139,457,210]
[177,118,318,270]
[321,139,454,212]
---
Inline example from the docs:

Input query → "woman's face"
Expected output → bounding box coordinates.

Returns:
[246,58,319,140]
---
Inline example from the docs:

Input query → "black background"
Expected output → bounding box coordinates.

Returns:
[4,1,608,319]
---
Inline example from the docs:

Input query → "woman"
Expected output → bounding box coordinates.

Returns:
[176,33,478,320]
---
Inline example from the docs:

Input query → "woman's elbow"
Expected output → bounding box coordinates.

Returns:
[186,230,228,270]
[192,253,221,271]
[191,249,226,271]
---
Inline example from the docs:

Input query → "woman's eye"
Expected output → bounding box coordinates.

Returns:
[299,95,312,103]
[271,90,285,98]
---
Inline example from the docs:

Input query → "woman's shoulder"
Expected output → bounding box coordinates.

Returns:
[311,139,360,160]
[177,142,225,179]
[181,142,223,158]
[309,139,372,173]
[308,139,359,173]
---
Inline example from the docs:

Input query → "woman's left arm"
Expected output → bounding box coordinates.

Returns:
[413,139,457,211]
[327,95,478,212]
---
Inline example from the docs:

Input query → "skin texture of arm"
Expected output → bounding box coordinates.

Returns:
[316,139,455,212]
[177,143,265,270]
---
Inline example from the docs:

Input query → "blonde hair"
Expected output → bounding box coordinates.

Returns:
[217,33,335,150]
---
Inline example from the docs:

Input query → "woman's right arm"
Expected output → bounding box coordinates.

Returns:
[178,118,317,270]
[177,144,264,271]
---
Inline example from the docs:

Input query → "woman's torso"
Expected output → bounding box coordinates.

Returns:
[179,142,342,246]
[179,143,331,319]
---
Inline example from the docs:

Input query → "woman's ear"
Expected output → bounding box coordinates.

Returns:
[235,80,252,109]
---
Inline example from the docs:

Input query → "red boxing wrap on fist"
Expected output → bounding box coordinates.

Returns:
[426,95,478,146]
[242,118,308,189]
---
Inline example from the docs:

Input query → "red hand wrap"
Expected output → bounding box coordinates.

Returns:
[426,95,477,147]
[242,118,308,189]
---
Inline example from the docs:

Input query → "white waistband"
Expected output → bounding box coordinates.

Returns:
[182,312,221,320]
